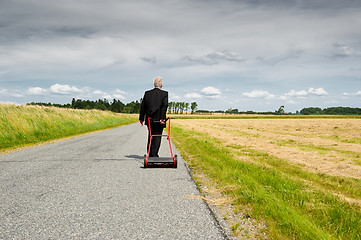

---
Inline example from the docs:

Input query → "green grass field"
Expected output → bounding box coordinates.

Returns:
[171,119,361,240]
[0,104,137,151]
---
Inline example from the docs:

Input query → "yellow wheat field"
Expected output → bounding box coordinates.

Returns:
[173,118,361,179]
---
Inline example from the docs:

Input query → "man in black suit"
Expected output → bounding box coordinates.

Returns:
[139,77,168,157]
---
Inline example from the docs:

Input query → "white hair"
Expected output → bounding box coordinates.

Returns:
[154,77,163,87]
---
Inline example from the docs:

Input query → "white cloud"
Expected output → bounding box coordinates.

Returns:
[185,92,203,99]
[283,89,308,98]
[308,87,328,96]
[281,88,328,100]
[12,93,24,98]
[112,89,126,100]
[200,86,222,99]
[184,86,222,100]
[50,84,83,95]
[243,90,275,99]
[169,93,180,101]
[91,89,126,100]
[201,86,221,95]
[28,87,47,95]
[93,90,109,99]
[0,101,20,105]
[102,94,113,100]
[286,100,297,104]
[93,90,106,95]
[0,88,24,98]
[24,85,128,101]
[343,90,361,96]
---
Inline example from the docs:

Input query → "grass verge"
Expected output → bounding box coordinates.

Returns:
[0,104,137,151]
[171,124,361,239]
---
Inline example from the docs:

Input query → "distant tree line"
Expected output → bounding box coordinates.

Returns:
[218,106,361,115]
[219,106,288,115]
[28,98,141,114]
[28,99,200,114]
[27,99,361,115]
[168,101,198,114]
[299,107,361,115]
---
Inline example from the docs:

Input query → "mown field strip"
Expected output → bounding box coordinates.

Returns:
[172,118,361,239]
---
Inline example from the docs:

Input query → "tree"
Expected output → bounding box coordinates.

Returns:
[185,102,189,114]
[300,107,322,115]
[275,105,285,115]
[172,102,176,114]
[111,99,124,113]
[191,102,198,114]
[168,102,174,114]
[226,108,239,114]
[180,102,185,114]
[175,102,180,114]
[71,98,76,108]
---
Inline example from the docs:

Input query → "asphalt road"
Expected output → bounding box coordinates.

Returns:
[0,123,230,239]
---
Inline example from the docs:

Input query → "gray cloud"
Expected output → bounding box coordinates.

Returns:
[240,0,361,10]
[141,57,157,64]
[258,50,303,66]
[184,51,245,65]
[0,0,360,111]
[331,43,358,59]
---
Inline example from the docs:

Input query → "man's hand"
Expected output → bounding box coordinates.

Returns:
[160,119,165,125]
[139,120,144,126]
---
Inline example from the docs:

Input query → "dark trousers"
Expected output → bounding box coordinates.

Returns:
[147,123,164,157]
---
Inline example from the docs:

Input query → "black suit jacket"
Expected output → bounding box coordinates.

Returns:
[139,88,168,125]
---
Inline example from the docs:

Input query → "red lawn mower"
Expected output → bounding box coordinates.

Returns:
[144,117,177,168]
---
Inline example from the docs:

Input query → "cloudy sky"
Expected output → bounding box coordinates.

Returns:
[0,0,360,112]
